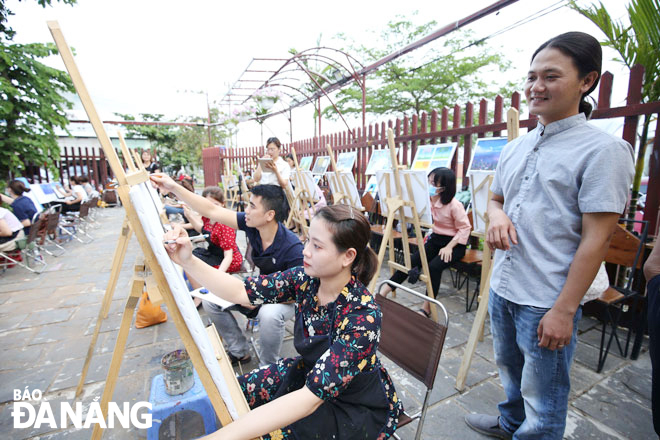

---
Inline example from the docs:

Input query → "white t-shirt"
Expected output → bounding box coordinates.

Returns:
[0,207,23,233]
[72,185,89,202]
[259,157,291,187]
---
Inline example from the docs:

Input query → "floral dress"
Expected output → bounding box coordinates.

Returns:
[240,267,402,439]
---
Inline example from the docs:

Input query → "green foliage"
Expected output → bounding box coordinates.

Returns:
[116,111,228,173]
[325,16,516,120]
[569,0,660,225]
[0,40,74,182]
[1,0,77,40]
[0,0,77,184]
[569,0,659,103]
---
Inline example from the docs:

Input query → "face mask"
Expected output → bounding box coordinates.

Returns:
[428,186,437,197]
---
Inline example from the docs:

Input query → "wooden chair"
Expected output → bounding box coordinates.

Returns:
[589,219,648,372]
[375,280,449,440]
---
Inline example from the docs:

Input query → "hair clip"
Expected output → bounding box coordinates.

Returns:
[349,205,355,220]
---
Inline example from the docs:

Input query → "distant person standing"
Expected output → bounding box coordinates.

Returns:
[142,150,161,173]
[253,137,290,188]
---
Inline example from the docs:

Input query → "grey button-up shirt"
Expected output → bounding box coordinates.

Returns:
[490,113,634,308]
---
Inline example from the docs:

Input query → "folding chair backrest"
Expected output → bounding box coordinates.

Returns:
[25,216,43,245]
[46,211,61,233]
[605,225,642,269]
[376,294,447,389]
[79,201,90,219]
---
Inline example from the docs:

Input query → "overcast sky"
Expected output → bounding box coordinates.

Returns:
[8,0,631,147]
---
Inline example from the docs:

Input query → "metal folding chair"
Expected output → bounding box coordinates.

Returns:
[375,280,449,440]
[591,218,648,372]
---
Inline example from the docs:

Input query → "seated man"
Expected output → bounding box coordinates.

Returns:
[150,175,303,366]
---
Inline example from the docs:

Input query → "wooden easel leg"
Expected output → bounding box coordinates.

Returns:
[456,265,493,391]
[368,213,396,293]
[76,217,132,397]
[91,276,143,440]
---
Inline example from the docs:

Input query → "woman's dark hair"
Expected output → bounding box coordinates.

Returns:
[78,175,89,184]
[428,167,456,205]
[284,153,294,162]
[180,179,195,193]
[266,137,281,149]
[202,186,225,204]
[314,204,378,286]
[69,176,79,185]
[8,180,29,196]
[250,184,289,222]
[532,31,602,118]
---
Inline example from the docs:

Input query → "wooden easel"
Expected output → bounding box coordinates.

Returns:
[326,144,357,208]
[455,108,520,391]
[284,148,316,237]
[367,129,439,322]
[48,21,252,439]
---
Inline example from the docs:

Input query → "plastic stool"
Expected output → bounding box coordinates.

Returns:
[148,370,217,440]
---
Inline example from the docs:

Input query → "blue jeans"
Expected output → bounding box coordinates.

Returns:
[489,289,581,440]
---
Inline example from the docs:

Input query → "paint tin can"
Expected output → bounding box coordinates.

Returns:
[161,349,194,395]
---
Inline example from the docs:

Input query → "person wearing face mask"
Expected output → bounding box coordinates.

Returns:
[379,167,471,317]
[253,137,290,188]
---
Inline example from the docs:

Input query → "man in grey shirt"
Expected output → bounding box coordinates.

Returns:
[465,32,634,439]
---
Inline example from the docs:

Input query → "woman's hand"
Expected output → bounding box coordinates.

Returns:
[438,246,453,263]
[163,224,194,267]
[150,173,177,194]
[263,160,277,172]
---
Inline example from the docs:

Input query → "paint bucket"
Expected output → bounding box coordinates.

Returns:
[160,349,194,395]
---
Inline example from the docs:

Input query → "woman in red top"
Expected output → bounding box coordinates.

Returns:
[184,187,243,290]
[380,167,471,317]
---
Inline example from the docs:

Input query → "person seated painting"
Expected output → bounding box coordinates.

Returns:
[151,174,303,367]
[1,180,39,234]
[162,204,402,440]
[183,186,243,288]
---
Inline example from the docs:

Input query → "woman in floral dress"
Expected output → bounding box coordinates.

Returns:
[163,204,402,439]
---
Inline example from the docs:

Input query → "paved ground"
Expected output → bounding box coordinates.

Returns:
[0,205,654,439]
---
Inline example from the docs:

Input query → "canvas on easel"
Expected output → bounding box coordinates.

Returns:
[48,20,254,439]
[455,109,519,391]
[311,155,331,175]
[298,155,313,171]
[367,129,440,322]
[375,170,433,226]
[410,143,457,173]
[326,171,364,210]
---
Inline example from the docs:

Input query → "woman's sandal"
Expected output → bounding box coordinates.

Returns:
[418,308,431,318]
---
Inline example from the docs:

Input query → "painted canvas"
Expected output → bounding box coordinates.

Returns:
[467,137,508,172]
[410,143,457,173]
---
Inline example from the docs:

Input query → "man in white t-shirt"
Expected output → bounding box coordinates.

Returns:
[0,207,25,252]
[253,137,290,188]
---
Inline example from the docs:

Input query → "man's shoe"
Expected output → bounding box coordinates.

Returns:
[228,353,252,366]
[464,414,512,440]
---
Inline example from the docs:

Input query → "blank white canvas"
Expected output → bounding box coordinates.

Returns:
[325,172,363,210]
[129,183,239,420]
[376,170,433,225]
[294,170,320,202]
